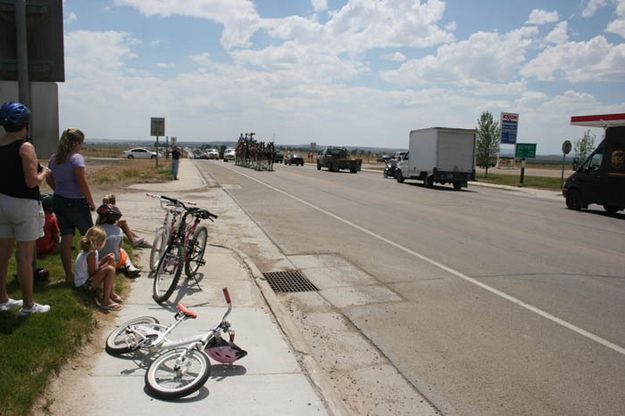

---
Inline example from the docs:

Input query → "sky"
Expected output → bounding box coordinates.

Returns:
[59,0,625,154]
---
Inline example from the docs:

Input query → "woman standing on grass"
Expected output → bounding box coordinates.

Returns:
[46,128,96,283]
[0,101,51,317]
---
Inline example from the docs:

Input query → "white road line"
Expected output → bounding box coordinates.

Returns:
[223,165,625,356]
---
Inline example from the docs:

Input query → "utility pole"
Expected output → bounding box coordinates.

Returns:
[16,0,30,108]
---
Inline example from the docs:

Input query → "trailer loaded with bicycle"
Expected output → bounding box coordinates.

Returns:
[104,193,249,400]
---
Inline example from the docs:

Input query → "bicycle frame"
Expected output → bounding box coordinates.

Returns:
[147,193,185,243]
[149,194,217,302]
[115,288,233,354]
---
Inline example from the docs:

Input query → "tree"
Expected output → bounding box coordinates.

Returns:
[475,111,500,178]
[574,129,596,166]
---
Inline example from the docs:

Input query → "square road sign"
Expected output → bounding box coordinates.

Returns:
[515,143,537,158]
[151,117,165,136]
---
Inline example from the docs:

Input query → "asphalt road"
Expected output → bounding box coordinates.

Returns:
[197,160,625,416]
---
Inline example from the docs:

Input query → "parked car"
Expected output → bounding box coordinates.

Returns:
[223,148,236,161]
[274,150,284,163]
[206,149,219,159]
[286,154,305,166]
[122,147,161,159]
[377,154,391,163]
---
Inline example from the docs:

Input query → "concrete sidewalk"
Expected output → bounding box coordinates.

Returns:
[40,160,339,415]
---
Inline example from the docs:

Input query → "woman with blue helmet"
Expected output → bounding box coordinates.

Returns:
[0,101,52,317]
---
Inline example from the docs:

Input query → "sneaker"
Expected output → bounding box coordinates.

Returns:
[0,298,23,311]
[132,238,152,248]
[18,303,50,317]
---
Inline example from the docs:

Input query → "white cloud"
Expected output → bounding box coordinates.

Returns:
[382,52,407,62]
[225,0,455,93]
[607,18,625,37]
[65,31,139,76]
[381,27,538,86]
[311,0,327,13]
[582,0,608,17]
[522,35,625,82]
[606,0,625,38]
[113,0,260,49]
[526,9,559,25]
[544,21,568,45]
[445,21,456,31]
[64,11,77,24]
[264,0,454,53]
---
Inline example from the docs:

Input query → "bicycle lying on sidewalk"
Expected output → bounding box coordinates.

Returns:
[146,193,218,303]
[105,288,247,400]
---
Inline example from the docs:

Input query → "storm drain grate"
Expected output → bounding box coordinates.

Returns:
[262,270,319,293]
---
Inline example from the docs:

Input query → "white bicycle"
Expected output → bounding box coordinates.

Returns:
[105,288,247,400]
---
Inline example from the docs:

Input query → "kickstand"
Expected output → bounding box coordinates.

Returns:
[188,273,203,291]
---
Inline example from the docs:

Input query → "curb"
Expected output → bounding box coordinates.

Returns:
[228,245,351,416]
[361,167,563,199]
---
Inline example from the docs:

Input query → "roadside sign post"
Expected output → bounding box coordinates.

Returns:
[515,143,537,187]
[561,140,572,189]
[151,117,165,168]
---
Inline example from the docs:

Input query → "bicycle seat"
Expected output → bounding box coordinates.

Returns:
[176,304,198,319]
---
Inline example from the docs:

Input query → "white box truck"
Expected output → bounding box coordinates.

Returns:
[396,127,476,190]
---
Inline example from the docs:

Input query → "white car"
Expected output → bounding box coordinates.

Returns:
[122,147,161,159]
[206,149,219,159]
[223,148,235,161]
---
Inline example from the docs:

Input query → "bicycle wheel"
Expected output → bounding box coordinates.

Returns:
[145,349,211,400]
[153,243,183,304]
[149,227,169,272]
[184,226,208,277]
[105,316,160,355]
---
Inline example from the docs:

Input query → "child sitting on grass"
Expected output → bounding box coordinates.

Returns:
[36,193,60,256]
[100,194,150,248]
[74,226,123,311]
[96,204,142,278]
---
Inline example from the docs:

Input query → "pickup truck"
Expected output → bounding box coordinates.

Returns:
[316,147,362,173]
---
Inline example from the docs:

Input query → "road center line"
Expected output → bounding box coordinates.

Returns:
[223,165,625,356]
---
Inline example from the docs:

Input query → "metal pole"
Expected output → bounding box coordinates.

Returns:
[155,136,159,168]
[560,153,566,189]
[519,158,526,187]
[16,0,30,108]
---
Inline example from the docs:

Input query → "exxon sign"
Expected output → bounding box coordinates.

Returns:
[500,112,519,144]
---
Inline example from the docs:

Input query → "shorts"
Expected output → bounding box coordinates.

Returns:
[53,194,93,236]
[0,194,45,241]
[115,248,129,269]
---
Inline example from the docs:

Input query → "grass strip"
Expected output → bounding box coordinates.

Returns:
[0,233,131,416]
[474,172,563,190]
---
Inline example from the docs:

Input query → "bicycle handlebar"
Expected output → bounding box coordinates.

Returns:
[223,287,231,305]
[146,193,218,220]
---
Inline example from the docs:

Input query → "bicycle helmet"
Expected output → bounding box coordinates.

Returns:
[0,101,31,129]
[41,193,54,210]
[96,203,122,223]
[204,337,248,364]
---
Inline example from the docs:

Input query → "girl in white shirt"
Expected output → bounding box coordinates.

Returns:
[74,226,122,311]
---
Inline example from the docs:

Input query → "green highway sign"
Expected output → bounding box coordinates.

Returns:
[515,143,537,158]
